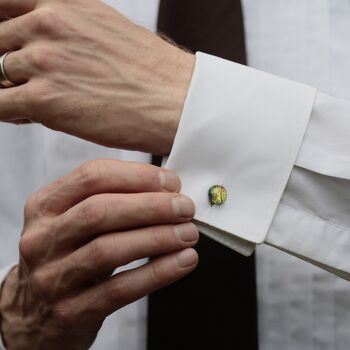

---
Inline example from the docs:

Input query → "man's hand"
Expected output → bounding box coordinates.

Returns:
[0,0,195,155]
[0,160,199,350]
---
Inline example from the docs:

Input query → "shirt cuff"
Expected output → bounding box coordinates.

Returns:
[165,52,316,246]
[265,204,350,280]
[0,264,17,350]
[265,92,350,279]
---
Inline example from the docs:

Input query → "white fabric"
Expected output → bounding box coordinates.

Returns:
[1,1,350,350]
[166,52,316,245]
[165,52,350,279]
[242,1,350,349]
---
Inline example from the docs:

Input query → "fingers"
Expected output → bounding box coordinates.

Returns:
[1,49,32,85]
[33,160,181,215]
[0,15,31,54]
[20,191,195,262]
[0,0,36,17]
[53,248,199,327]
[33,222,199,298]
[0,84,30,121]
[55,192,195,249]
[0,7,76,83]
[3,118,32,124]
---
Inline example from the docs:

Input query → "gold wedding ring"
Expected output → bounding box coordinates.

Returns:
[0,52,15,88]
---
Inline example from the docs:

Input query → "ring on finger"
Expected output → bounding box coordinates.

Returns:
[0,52,16,88]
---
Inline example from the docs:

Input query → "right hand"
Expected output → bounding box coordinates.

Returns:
[0,159,199,350]
[0,0,194,155]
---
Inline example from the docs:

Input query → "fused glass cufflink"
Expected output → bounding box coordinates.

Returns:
[208,185,227,206]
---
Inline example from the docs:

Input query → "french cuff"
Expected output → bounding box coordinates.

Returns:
[165,52,316,252]
[0,263,17,350]
[266,204,350,281]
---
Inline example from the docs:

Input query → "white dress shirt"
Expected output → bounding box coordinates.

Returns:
[244,1,350,349]
[1,0,350,349]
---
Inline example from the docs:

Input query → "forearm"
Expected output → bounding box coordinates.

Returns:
[126,44,195,155]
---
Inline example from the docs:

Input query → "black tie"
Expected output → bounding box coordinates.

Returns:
[148,1,258,349]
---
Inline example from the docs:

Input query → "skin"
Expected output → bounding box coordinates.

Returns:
[0,1,197,347]
[0,159,199,349]
[0,0,195,155]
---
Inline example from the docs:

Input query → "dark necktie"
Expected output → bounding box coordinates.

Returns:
[148,1,258,349]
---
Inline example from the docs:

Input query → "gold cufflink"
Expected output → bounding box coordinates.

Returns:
[208,185,227,206]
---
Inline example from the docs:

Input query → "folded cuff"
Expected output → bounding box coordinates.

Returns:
[166,52,316,245]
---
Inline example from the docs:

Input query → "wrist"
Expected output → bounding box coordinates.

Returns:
[0,266,46,350]
[128,32,195,156]
[0,266,19,349]
[156,47,195,156]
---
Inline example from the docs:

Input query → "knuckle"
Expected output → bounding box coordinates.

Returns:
[133,164,159,188]
[150,261,166,283]
[24,189,53,218]
[142,195,163,219]
[53,301,77,328]
[107,274,132,303]
[147,201,159,218]
[145,194,175,221]
[28,44,56,72]
[23,80,49,112]
[33,7,61,35]
[23,194,38,220]
[19,234,37,263]
[87,239,109,269]
[31,269,52,297]
[78,199,107,228]
[19,225,57,265]
[76,161,100,188]
[0,85,29,118]
[26,80,60,126]
[151,227,171,250]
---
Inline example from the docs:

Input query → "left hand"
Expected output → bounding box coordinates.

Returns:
[0,159,198,349]
[0,0,195,155]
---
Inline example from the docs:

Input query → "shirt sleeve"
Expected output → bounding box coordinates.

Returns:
[165,52,350,279]
[0,264,17,350]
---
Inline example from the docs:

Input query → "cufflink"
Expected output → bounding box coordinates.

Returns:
[208,185,227,206]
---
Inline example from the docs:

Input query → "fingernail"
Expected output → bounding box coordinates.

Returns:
[159,170,181,192]
[175,223,199,243]
[172,195,195,219]
[177,249,198,268]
